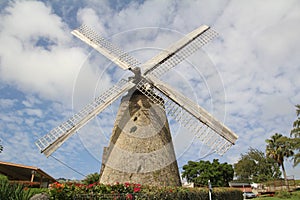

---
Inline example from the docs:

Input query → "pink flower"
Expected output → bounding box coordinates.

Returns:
[133,187,141,193]
[87,182,96,189]
[124,182,130,187]
[126,193,133,200]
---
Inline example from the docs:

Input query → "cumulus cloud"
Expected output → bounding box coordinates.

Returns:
[0,1,87,103]
[204,1,300,168]
[77,8,107,34]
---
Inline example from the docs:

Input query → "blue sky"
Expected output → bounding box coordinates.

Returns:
[0,0,300,180]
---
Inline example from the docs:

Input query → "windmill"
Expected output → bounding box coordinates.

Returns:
[35,24,238,186]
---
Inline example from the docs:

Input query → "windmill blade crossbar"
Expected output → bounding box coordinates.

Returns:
[36,24,237,160]
[136,77,238,155]
[72,24,141,70]
[35,79,135,157]
[143,26,218,78]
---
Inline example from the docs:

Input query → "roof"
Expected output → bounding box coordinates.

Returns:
[0,161,56,183]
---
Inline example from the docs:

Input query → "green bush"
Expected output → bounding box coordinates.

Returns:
[82,172,100,185]
[49,182,142,199]
[0,174,8,181]
[0,179,34,200]
[29,187,48,194]
[48,182,243,200]
[212,188,243,200]
[275,190,291,199]
[134,187,242,200]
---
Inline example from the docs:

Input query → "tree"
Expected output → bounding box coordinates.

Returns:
[182,159,234,187]
[266,133,294,185]
[290,138,300,167]
[290,104,300,166]
[234,148,281,182]
[82,173,100,185]
[0,140,3,153]
[291,104,300,137]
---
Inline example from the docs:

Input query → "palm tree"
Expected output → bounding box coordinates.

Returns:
[266,133,294,186]
[0,139,3,153]
[291,104,300,138]
[291,104,300,166]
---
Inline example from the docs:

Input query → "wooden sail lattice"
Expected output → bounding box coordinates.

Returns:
[36,24,237,159]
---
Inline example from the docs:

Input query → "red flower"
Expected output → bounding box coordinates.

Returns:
[75,183,84,187]
[87,182,97,189]
[52,182,64,188]
[133,187,140,193]
[126,193,133,200]
[124,182,130,187]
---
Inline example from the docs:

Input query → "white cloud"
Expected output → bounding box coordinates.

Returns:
[0,98,17,108]
[0,1,88,103]
[2,1,66,41]
[77,8,107,35]
[22,108,43,117]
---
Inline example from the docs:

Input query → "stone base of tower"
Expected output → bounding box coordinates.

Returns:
[99,90,181,186]
[100,162,181,187]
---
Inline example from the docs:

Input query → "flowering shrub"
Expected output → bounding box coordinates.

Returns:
[48,181,242,200]
[48,181,141,199]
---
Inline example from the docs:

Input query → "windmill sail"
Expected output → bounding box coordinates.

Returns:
[72,24,217,78]
[136,76,238,155]
[72,25,141,70]
[142,26,218,78]
[35,79,135,157]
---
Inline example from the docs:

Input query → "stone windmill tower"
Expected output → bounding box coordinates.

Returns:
[35,25,238,186]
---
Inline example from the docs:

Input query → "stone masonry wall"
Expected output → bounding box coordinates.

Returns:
[99,89,181,186]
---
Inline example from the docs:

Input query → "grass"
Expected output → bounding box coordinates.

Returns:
[0,179,48,200]
[256,190,300,200]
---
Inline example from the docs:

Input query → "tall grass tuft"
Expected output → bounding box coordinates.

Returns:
[0,179,34,200]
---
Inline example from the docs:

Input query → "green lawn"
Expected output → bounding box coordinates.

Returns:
[256,190,300,200]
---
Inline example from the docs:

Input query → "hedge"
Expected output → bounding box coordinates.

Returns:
[0,180,243,200]
[49,182,243,200]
